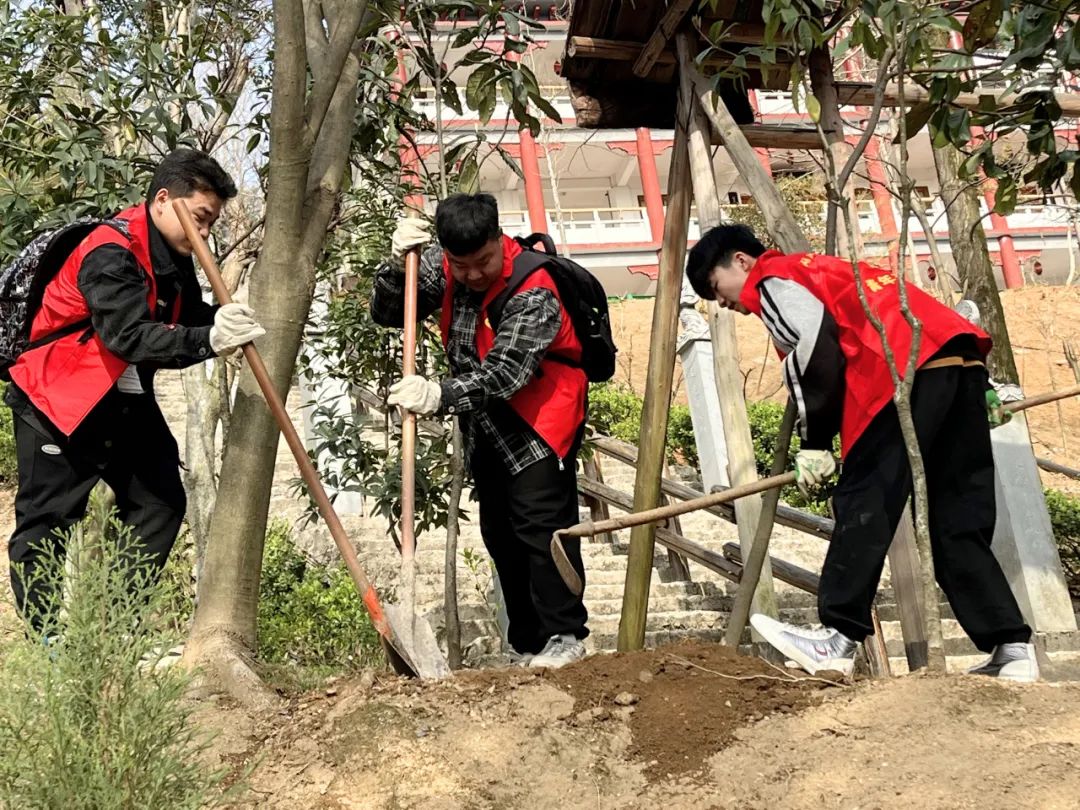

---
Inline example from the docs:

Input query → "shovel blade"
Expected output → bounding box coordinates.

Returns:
[383,603,452,680]
[551,533,584,596]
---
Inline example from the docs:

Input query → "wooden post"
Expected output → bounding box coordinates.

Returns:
[581,453,612,546]
[886,514,930,670]
[723,401,796,647]
[616,84,693,652]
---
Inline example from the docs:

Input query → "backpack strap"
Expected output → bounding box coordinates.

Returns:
[488,249,555,332]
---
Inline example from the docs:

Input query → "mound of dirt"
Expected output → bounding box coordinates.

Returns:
[545,640,828,776]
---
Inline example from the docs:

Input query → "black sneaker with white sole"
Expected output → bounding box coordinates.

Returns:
[966,642,1039,683]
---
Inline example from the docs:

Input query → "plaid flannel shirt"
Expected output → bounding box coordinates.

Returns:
[370,243,563,474]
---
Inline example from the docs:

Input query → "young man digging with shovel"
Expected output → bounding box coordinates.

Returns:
[371,193,592,669]
[4,149,264,635]
[685,224,1037,682]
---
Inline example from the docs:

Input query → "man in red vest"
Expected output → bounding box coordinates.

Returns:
[6,149,264,633]
[686,224,1036,681]
[371,193,589,668]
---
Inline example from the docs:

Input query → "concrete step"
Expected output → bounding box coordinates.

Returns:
[585,592,732,616]
[587,609,724,638]
[588,627,725,652]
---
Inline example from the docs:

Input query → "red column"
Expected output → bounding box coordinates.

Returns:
[519,129,547,234]
[863,136,900,272]
[982,180,1023,288]
[747,90,773,176]
[635,127,665,243]
[394,48,424,211]
[971,126,1023,288]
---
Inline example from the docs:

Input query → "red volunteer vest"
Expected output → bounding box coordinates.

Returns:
[9,205,176,436]
[740,250,991,456]
[438,235,587,459]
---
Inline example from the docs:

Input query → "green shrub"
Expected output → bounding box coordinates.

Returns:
[257,520,382,670]
[0,516,231,809]
[1045,488,1080,597]
[744,400,836,515]
[0,383,15,486]
[588,382,642,446]
[667,403,698,468]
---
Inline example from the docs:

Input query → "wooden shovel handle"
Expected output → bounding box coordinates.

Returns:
[400,249,419,563]
[559,470,799,539]
[171,199,391,636]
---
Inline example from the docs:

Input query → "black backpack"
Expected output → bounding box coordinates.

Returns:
[0,217,128,380]
[488,233,617,383]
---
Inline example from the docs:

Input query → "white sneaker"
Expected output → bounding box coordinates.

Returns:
[966,642,1040,683]
[750,614,857,677]
[528,634,586,669]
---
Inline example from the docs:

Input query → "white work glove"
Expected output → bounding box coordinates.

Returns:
[794,448,837,498]
[387,374,442,416]
[209,303,265,356]
[390,218,431,262]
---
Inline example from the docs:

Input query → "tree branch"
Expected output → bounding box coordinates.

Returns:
[304,0,368,151]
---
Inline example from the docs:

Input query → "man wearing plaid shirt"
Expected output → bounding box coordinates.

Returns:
[371,193,589,669]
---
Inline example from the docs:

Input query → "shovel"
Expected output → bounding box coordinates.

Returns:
[173,200,449,680]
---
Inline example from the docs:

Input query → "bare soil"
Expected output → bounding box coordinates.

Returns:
[197,658,1080,809]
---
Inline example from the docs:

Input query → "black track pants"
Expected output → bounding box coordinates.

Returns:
[8,387,186,632]
[819,365,1031,652]
[470,433,588,655]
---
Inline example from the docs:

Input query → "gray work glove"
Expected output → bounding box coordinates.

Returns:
[210,303,265,356]
[388,374,442,416]
[794,448,837,498]
[390,218,431,264]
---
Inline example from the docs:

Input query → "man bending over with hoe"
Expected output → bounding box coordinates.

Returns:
[371,193,593,669]
[5,149,264,633]
[685,224,1036,682]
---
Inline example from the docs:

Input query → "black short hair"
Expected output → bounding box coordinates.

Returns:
[435,193,501,256]
[685,223,767,300]
[148,148,237,202]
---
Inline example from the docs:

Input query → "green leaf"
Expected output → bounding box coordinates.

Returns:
[961,0,1004,51]
[533,95,562,124]
[465,63,496,111]
[806,94,821,124]
[993,179,1018,215]
[896,102,935,143]
[458,155,480,194]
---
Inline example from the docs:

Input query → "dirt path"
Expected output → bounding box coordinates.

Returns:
[199,643,1080,810]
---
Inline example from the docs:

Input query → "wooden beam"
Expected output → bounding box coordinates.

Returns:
[616,84,694,652]
[722,543,820,595]
[1037,456,1080,480]
[727,124,825,150]
[834,80,1080,119]
[569,35,793,69]
[688,56,812,253]
[633,0,697,78]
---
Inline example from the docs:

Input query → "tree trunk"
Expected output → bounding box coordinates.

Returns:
[184,0,369,707]
[932,144,1019,383]
[443,421,464,669]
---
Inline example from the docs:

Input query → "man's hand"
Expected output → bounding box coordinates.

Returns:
[986,388,1012,429]
[794,448,837,498]
[388,374,442,416]
[210,303,265,356]
[390,218,431,262]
